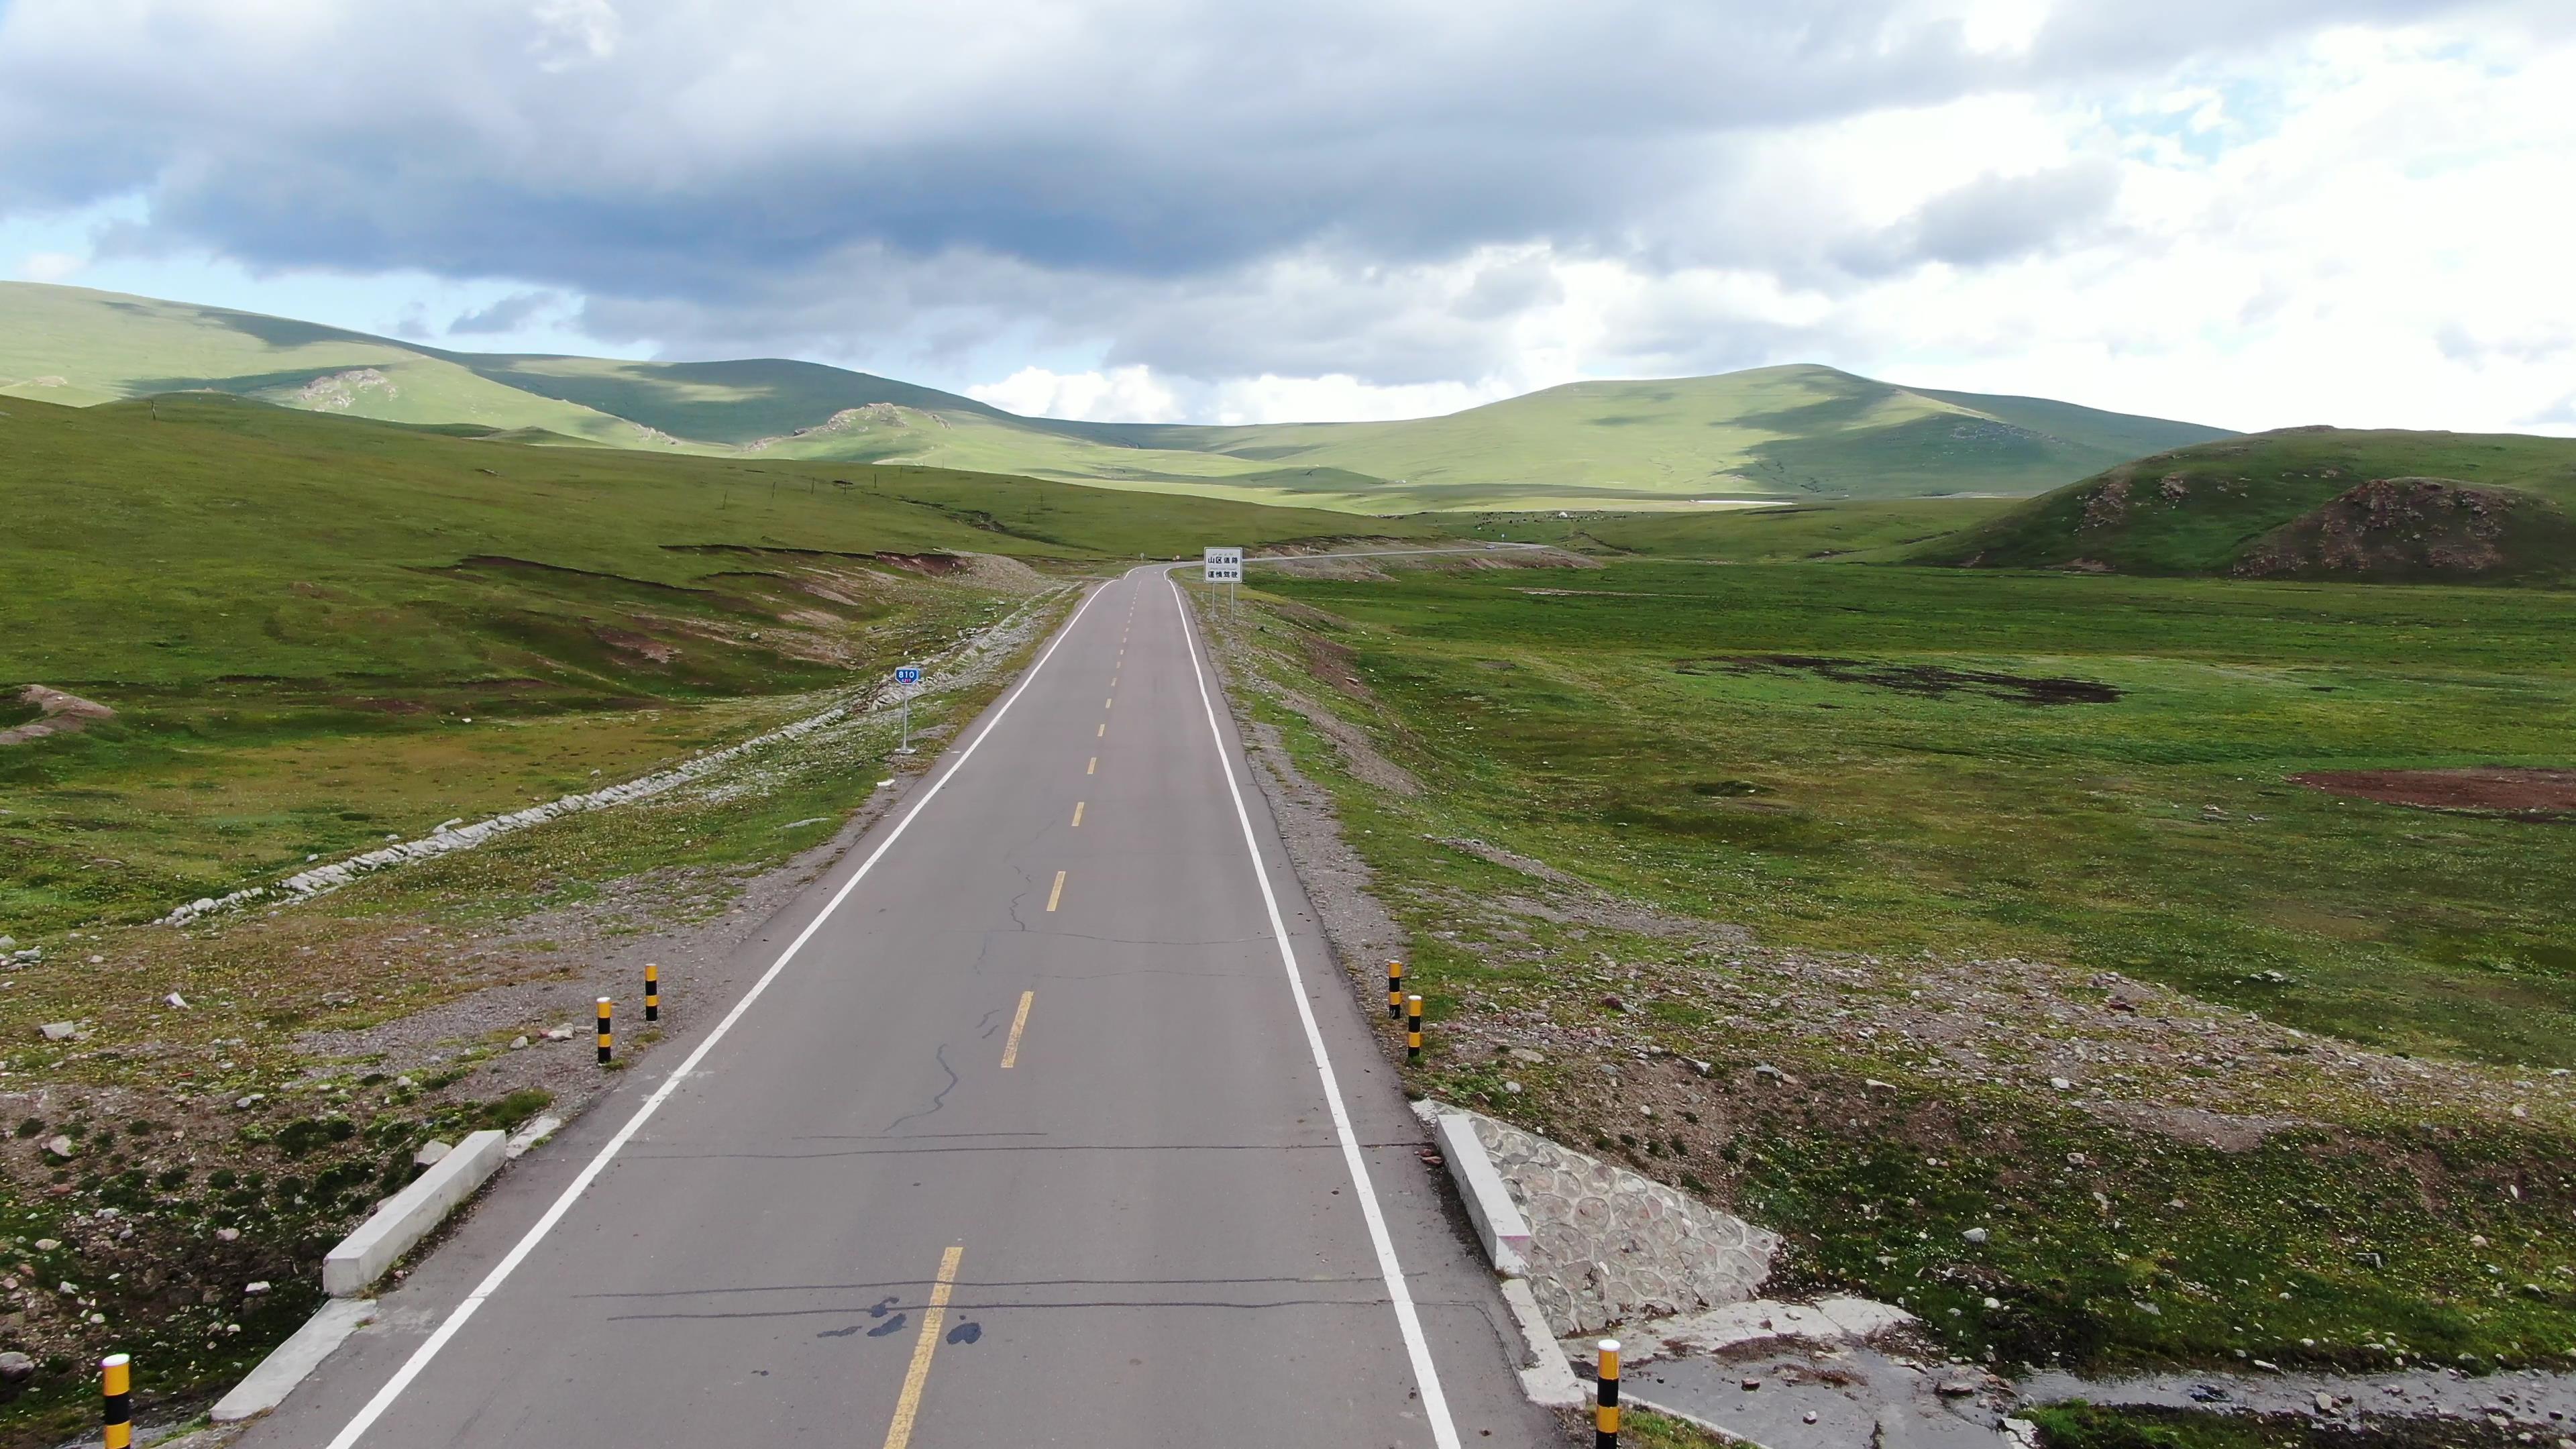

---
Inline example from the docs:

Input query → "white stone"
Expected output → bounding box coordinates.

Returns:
[38,1021,77,1040]
[413,1139,453,1168]
[166,993,189,1009]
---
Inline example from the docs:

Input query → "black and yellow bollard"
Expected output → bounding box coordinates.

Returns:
[101,1352,131,1449]
[1594,1338,1620,1448]
[1387,960,1405,1020]
[596,997,612,1065]
[1405,994,1424,1062]
[644,963,659,1023]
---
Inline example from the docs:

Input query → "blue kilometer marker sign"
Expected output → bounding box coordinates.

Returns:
[894,665,922,753]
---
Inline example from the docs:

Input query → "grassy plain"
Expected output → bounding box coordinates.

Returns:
[1440,496,2022,560]
[1212,553,2576,1376]
[1258,562,2576,1061]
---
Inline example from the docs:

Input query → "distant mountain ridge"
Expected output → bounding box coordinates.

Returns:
[0,281,2231,513]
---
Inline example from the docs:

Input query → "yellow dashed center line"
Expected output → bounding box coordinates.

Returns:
[1071,800,1085,827]
[879,1244,965,1449]
[1000,990,1034,1069]
[1046,870,1066,912]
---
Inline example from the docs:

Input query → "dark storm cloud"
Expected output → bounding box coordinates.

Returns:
[0,0,2523,384]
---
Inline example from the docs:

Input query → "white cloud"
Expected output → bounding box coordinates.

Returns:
[14,250,82,282]
[1,1,2569,435]
[969,366,1182,423]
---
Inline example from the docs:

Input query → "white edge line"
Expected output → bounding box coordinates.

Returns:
[1166,570,1464,1449]
[320,580,1110,1449]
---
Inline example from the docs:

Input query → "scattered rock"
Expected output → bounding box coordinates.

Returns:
[2049,1077,2074,1091]
[235,1093,264,1109]
[215,1228,239,1242]
[415,1140,453,1168]
[42,1136,74,1159]
[38,1021,78,1041]
[244,1281,270,1296]
[1742,1377,1764,1391]
[32,1238,58,1252]
[1963,1228,1991,1244]
[166,992,189,1009]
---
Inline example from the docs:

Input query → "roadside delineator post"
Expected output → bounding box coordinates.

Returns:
[101,1353,131,1449]
[1595,1338,1620,1448]
[1387,961,1405,1020]
[1405,994,1424,1063]
[596,998,612,1065]
[644,964,659,1023]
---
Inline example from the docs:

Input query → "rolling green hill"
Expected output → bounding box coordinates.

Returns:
[1913,427,2576,582]
[0,281,2229,511]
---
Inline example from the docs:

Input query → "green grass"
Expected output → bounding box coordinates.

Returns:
[2,282,2230,512]
[1210,558,2576,1376]
[1436,497,2023,561]
[1917,429,2576,580]
[0,392,1427,932]
[1255,561,2576,1064]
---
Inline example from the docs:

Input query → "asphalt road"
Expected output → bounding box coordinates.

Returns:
[243,566,1558,1448]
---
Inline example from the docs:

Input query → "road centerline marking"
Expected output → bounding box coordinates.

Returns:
[1167,570,1463,1449]
[880,1244,966,1449]
[312,582,1110,1449]
[1046,869,1066,912]
[1086,755,1096,774]
[1000,991,1034,1069]
[1097,722,1105,737]
[1071,800,1085,827]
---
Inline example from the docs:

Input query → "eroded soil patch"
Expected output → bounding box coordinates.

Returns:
[2291,768,2576,818]
[1680,655,2124,705]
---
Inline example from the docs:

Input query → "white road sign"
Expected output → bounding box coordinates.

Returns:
[1203,546,1243,583]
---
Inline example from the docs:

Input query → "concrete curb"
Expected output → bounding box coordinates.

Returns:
[1502,1279,1586,1408]
[210,1297,377,1423]
[1410,1099,1584,1409]
[1432,1109,1532,1275]
[323,1128,506,1297]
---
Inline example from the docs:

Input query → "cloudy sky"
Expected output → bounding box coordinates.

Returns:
[2,0,2571,431]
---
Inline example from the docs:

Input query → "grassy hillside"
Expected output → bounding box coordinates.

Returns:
[0,391,1426,930]
[1917,427,2576,581]
[1,282,2226,511]
[1066,367,2229,508]
[0,283,661,444]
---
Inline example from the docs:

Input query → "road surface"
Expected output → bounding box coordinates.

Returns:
[242,566,1557,1448]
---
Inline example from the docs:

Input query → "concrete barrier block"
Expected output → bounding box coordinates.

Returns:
[323,1128,506,1297]
[1434,1110,1532,1273]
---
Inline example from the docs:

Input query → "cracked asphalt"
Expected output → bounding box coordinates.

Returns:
[237,567,1557,1448]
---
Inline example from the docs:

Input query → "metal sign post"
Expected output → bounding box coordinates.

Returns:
[894,665,922,753]
[1203,546,1242,612]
